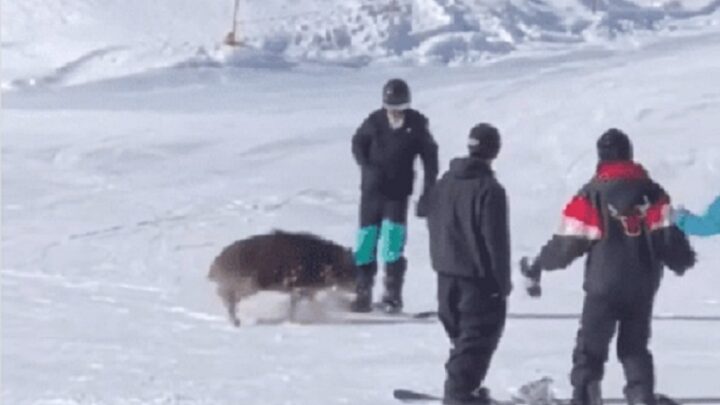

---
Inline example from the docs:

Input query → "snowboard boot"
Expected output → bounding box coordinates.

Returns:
[571,381,603,405]
[443,387,492,405]
[474,387,492,405]
[351,263,377,313]
[379,258,406,314]
[624,385,657,405]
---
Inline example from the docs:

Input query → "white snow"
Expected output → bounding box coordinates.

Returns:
[2,1,720,404]
[5,0,720,88]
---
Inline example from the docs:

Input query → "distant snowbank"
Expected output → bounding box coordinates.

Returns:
[3,0,720,88]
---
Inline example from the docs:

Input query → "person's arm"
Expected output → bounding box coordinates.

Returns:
[418,122,439,192]
[414,120,439,218]
[675,196,720,237]
[534,194,598,271]
[481,184,511,295]
[519,193,597,298]
[646,184,696,275]
[352,118,374,167]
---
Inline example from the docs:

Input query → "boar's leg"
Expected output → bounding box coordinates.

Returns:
[288,288,317,323]
[217,286,241,327]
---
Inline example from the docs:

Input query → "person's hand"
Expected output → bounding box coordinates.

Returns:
[671,205,690,225]
[520,257,542,298]
[416,194,429,218]
[520,256,541,278]
[524,277,542,298]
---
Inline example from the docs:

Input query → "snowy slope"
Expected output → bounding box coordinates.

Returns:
[3,0,720,88]
[2,1,720,405]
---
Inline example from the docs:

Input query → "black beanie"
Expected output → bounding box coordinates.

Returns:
[597,128,633,162]
[468,123,501,160]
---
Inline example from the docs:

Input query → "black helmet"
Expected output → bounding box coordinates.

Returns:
[597,128,633,162]
[382,79,411,109]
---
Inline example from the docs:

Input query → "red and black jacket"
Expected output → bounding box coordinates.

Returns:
[536,161,695,298]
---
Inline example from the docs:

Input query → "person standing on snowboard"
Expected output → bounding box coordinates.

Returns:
[673,195,720,236]
[426,123,511,405]
[520,129,696,405]
[351,78,439,313]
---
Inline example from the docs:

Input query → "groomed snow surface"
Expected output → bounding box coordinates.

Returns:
[2,1,720,404]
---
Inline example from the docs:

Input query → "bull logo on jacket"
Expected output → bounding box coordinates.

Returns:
[557,193,671,241]
[607,202,651,237]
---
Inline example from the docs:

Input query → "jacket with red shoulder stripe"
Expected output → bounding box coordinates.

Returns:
[536,161,696,298]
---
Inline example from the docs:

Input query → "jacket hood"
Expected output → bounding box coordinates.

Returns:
[595,161,648,182]
[449,157,493,179]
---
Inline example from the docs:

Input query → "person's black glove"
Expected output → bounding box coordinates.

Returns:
[416,193,430,218]
[670,264,690,277]
[520,256,542,298]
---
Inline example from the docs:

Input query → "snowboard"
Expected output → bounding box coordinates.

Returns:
[369,302,437,318]
[393,389,708,405]
[331,306,436,325]
[383,311,720,322]
[246,306,437,326]
[394,379,718,405]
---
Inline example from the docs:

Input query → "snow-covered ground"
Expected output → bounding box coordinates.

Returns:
[2,1,720,404]
[5,0,720,88]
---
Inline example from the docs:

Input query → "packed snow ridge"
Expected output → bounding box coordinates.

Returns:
[3,0,720,88]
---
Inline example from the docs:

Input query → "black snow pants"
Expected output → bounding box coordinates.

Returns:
[438,274,507,401]
[571,293,656,404]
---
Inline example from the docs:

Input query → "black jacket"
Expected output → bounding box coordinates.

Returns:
[352,109,439,199]
[535,161,696,299]
[426,157,512,296]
